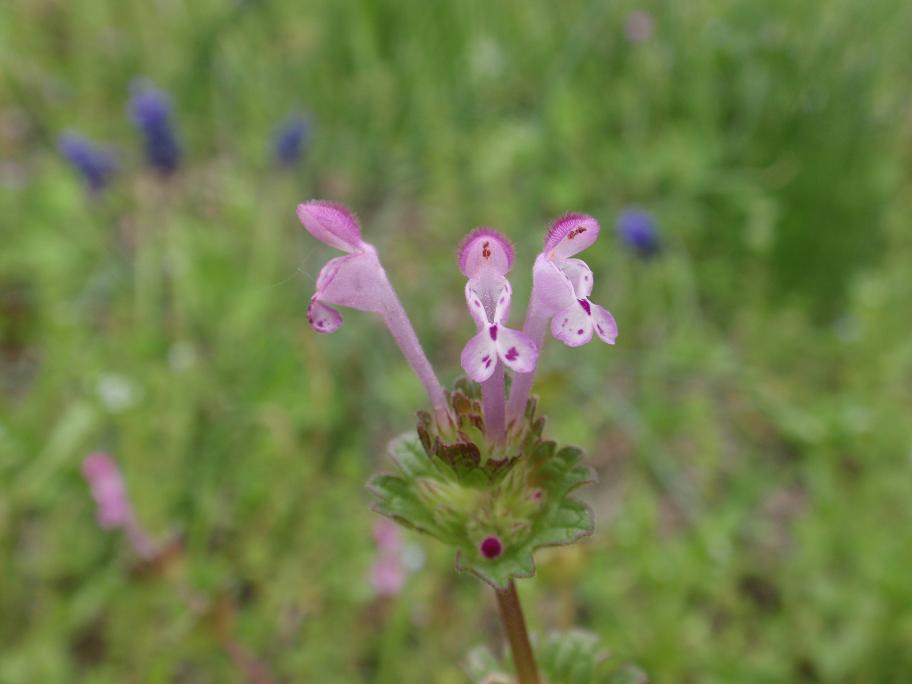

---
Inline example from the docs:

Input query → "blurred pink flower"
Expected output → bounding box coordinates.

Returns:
[370,519,407,597]
[81,452,155,559]
[625,10,654,44]
[373,518,403,554]
[370,556,406,597]
[82,452,132,528]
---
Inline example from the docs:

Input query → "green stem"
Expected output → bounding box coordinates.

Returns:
[494,580,540,684]
[377,597,410,684]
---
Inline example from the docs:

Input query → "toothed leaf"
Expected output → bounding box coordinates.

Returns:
[465,631,648,684]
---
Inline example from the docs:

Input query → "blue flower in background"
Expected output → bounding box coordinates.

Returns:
[273,115,311,167]
[128,82,181,175]
[57,133,118,193]
[616,208,661,258]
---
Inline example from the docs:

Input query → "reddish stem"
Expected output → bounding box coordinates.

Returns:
[494,581,541,684]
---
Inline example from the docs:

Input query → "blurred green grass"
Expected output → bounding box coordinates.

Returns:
[2,0,912,682]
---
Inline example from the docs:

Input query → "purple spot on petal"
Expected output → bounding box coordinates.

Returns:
[577,329,584,335]
[578,299,591,315]
[482,354,492,368]
[505,347,519,361]
[475,300,482,307]
[489,325,498,341]
[480,536,502,559]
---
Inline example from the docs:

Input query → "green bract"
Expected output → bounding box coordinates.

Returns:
[369,380,595,589]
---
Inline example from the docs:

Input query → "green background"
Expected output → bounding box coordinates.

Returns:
[2,1,911,682]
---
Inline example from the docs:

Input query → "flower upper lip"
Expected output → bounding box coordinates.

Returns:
[297,200,365,253]
[458,227,515,278]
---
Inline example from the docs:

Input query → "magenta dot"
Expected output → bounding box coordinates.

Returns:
[480,536,502,559]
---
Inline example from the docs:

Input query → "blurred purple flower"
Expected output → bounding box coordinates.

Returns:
[129,82,181,175]
[616,208,661,257]
[57,133,117,193]
[625,10,654,44]
[370,519,407,597]
[273,115,311,167]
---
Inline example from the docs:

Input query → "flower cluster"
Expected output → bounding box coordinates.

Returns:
[298,201,617,587]
[369,519,408,597]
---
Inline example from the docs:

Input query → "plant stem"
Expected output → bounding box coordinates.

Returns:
[494,580,540,684]
[124,516,157,561]
[222,637,279,684]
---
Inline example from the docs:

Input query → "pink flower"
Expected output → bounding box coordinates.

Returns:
[458,229,538,382]
[370,519,407,598]
[458,229,539,442]
[298,201,386,334]
[506,213,617,421]
[538,214,617,347]
[625,10,654,44]
[370,556,406,597]
[82,452,133,529]
[373,517,404,554]
[298,201,448,419]
[81,453,155,559]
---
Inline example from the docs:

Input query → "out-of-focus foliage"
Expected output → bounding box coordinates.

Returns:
[2,0,911,682]
[467,629,648,684]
